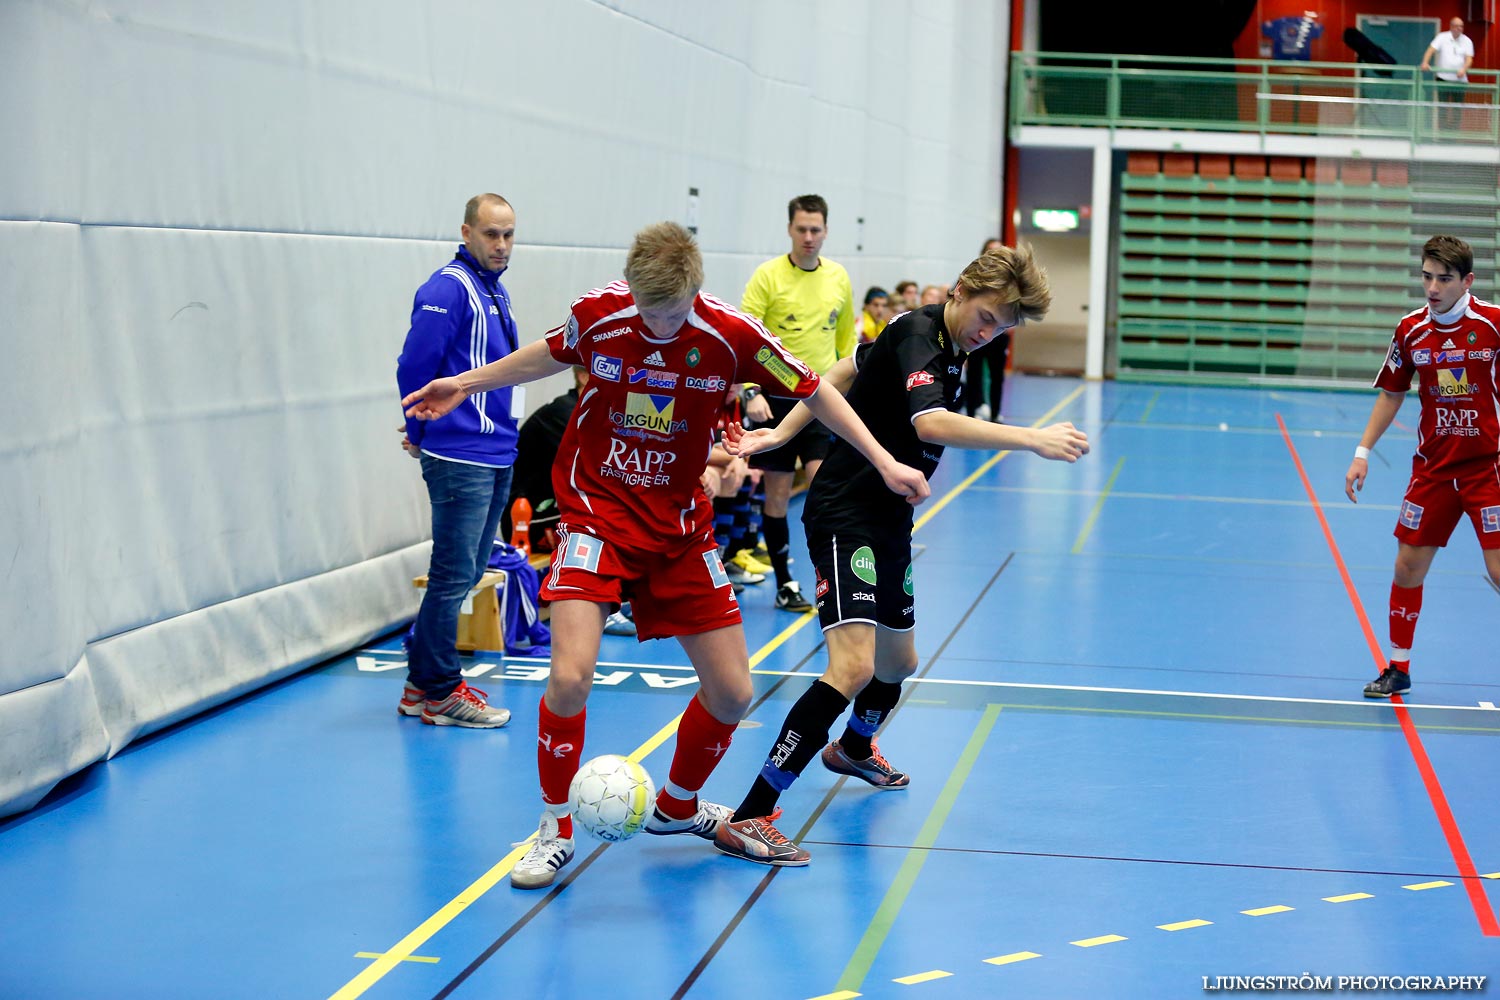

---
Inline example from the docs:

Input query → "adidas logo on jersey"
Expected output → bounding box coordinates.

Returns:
[1442,339,1457,349]
[643,350,666,367]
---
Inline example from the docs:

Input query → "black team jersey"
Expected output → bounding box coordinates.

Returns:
[805,304,968,532]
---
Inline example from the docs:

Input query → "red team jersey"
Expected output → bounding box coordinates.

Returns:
[1375,293,1500,477]
[544,281,820,546]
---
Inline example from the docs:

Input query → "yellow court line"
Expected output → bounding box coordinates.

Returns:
[1242,905,1294,916]
[1324,893,1373,903]
[1070,934,1127,948]
[329,387,1087,1000]
[808,992,862,1000]
[1403,880,1455,891]
[352,952,439,964]
[1070,456,1125,554]
[984,951,1042,966]
[893,970,952,985]
[1157,919,1212,931]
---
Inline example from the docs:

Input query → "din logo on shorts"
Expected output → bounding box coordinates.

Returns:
[850,546,877,585]
[1483,505,1500,533]
[1399,500,1424,530]
[703,549,733,591]
[903,565,913,596]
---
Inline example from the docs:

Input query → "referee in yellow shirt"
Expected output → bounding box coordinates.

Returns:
[740,194,856,611]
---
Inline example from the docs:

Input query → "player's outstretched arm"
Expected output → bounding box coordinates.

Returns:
[803,384,931,505]
[402,340,566,420]
[1345,390,1404,502]
[914,411,1089,462]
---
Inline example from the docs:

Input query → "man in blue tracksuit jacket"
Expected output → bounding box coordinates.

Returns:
[395,193,521,727]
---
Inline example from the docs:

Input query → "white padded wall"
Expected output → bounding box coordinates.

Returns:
[0,0,1010,816]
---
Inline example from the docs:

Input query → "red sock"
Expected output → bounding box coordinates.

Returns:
[657,695,737,820]
[537,697,585,839]
[1389,583,1422,662]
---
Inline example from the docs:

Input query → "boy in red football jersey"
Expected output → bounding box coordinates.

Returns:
[403,222,930,887]
[1346,235,1500,698]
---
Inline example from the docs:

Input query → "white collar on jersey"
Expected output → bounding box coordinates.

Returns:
[1431,291,1472,326]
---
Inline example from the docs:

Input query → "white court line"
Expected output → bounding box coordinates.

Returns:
[743,670,1500,714]
[367,654,1500,713]
[362,654,1497,713]
[967,484,1400,511]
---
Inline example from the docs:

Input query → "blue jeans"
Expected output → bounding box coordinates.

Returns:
[406,455,513,700]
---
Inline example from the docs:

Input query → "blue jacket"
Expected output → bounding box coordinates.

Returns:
[397,245,520,466]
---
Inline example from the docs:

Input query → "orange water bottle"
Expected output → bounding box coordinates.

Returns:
[509,497,532,556]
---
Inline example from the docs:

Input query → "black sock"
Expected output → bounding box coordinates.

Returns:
[840,678,902,759]
[733,680,849,822]
[764,515,792,586]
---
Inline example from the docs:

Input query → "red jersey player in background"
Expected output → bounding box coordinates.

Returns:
[403,221,930,888]
[1345,235,1500,698]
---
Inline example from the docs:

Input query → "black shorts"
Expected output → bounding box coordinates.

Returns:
[748,395,832,473]
[807,524,914,632]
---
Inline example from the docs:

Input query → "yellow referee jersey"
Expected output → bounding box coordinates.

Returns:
[741,255,855,375]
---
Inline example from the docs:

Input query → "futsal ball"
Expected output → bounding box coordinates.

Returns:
[568,754,656,843]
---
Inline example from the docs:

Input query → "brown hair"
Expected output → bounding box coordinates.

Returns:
[624,222,704,308]
[788,194,829,224]
[464,193,512,226]
[955,243,1051,322]
[1422,235,1473,279]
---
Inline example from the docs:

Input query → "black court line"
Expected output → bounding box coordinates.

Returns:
[793,841,1492,882]
[429,842,612,999]
[669,554,1016,999]
[419,626,834,993]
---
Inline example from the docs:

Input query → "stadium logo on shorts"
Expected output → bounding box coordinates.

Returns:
[903,565,913,596]
[906,371,935,390]
[591,355,622,382]
[1399,500,1424,530]
[850,545,877,585]
[1483,506,1500,533]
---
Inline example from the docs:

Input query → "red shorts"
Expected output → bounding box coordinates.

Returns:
[1394,463,1500,549]
[539,522,742,640]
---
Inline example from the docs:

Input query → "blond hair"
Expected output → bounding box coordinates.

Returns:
[955,243,1051,322]
[624,222,704,307]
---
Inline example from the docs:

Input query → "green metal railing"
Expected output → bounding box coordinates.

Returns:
[1011,52,1500,144]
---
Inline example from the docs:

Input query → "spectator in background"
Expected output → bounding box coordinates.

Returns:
[857,286,890,344]
[1420,17,1474,132]
[741,194,857,613]
[919,284,949,306]
[963,239,1012,422]
[394,193,520,729]
[894,280,919,313]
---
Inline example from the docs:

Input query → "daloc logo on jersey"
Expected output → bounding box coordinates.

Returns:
[591,355,622,382]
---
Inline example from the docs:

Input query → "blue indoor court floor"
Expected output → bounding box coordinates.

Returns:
[4,376,1499,1000]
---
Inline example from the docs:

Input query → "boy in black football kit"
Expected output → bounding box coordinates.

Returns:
[714,244,1091,864]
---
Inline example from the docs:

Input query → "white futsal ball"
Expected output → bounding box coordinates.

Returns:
[568,754,656,843]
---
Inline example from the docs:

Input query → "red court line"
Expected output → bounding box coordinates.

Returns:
[1276,413,1499,937]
